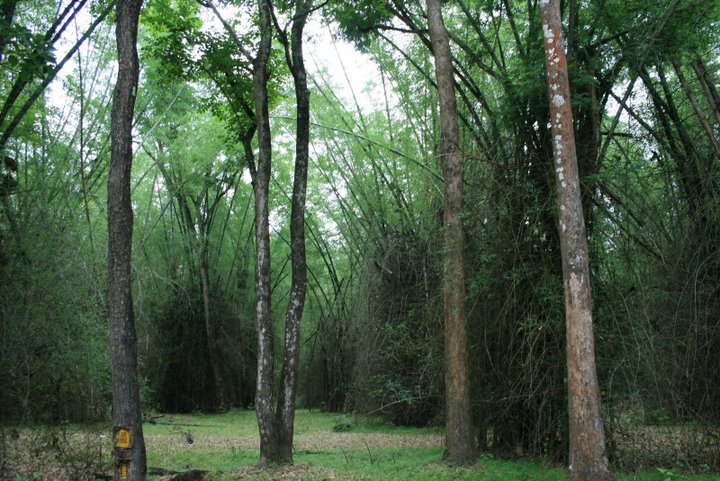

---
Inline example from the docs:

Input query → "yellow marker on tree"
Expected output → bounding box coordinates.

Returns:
[115,427,132,449]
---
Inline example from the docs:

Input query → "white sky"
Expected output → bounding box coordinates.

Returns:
[305,18,381,114]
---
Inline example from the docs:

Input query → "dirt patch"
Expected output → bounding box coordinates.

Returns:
[297,432,442,450]
[230,464,339,480]
[145,432,443,451]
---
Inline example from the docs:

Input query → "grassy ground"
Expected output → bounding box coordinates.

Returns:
[139,410,719,481]
[4,410,720,480]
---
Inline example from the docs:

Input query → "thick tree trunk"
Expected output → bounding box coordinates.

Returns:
[275,0,311,463]
[425,0,476,465]
[108,0,146,480]
[252,0,278,467]
[539,2,614,480]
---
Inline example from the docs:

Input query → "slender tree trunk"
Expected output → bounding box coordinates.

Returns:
[671,57,720,157]
[108,0,146,480]
[692,58,720,127]
[539,2,614,480]
[425,0,476,465]
[250,0,312,465]
[252,0,278,467]
[275,0,311,462]
[77,45,96,256]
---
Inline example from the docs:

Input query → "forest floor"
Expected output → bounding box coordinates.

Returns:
[3,410,720,481]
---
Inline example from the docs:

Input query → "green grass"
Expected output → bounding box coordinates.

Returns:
[143,410,438,437]
[5,410,719,480]
[144,409,259,437]
[288,448,565,481]
[139,410,720,480]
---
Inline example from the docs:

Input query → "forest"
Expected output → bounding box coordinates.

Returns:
[1,0,719,480]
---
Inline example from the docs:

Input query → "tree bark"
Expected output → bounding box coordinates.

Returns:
[425,0,476,465]
[250,0,312,465]
[539,2,614,480]
[275,0,311,463]
[108,0,146,480]
[252,0,278,467]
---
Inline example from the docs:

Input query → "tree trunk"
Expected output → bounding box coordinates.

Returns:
[108,0,146,480]
[252,0,278,467]
[275,0,311,463]
[249,0,312,465]
[539,2,614,480]
[692,58,720,127]
[671,57,720,158]
[425,0,476,465]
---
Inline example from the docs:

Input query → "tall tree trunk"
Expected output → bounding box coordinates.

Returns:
[539,2,614,480]
[249,0,312,465]
[425,0,476,465]
[108,0,146,480]
[275,0,311,464]
[252,0,278,467]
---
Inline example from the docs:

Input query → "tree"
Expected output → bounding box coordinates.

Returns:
[425,0,476,465]
[249,0,277,466]
[249,0,314,465]
[540,1,613,479]
[108,0,146,479]
[273,0,313,464]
